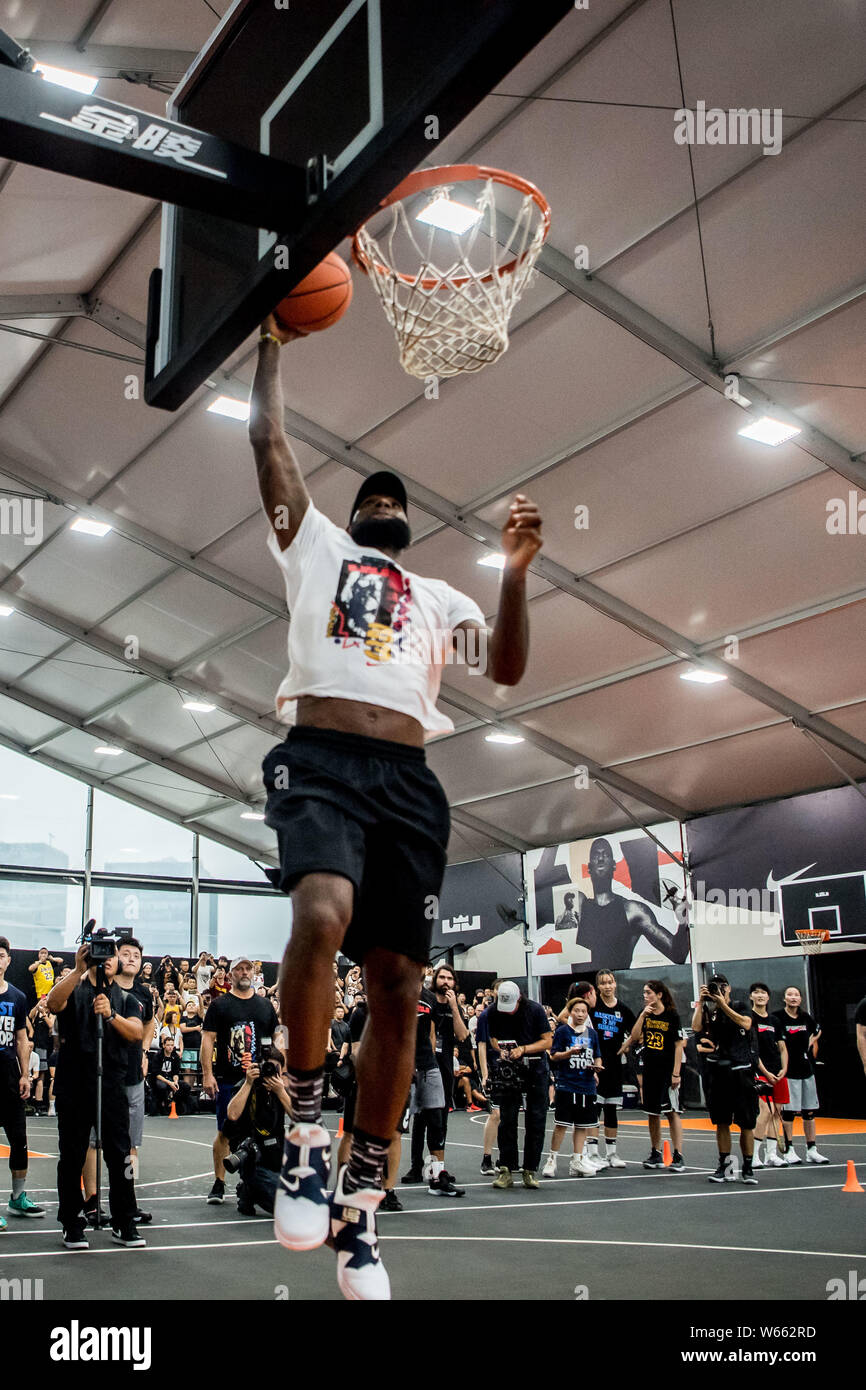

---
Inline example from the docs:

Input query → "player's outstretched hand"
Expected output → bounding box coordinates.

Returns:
[261,312,305,345]
[501,494,542,574]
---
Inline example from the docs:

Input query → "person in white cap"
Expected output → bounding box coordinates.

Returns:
[200,957,277,1205]
[486,982,552,1190]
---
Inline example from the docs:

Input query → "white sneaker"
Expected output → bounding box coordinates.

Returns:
[568,1154,597,1177]
[785,1150,802,1165]
[806,1148,829,1165]
[752,1151,764,1168]
[273,1122,332,1252]
[765,1152,787,1167]
[330,1166,390,1301]
[542,1154,557,1178]
[588,1154,610,1170]
[606,1153,627,1168]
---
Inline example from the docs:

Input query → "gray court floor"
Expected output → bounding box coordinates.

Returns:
[2,1111,864,1302]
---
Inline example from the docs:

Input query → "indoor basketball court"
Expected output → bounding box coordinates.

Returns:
[0,0,865,1339]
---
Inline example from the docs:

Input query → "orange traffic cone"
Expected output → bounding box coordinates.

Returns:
[169,1100,178,1119]
[842,1160,863,1193]
[337,1116,344,1137]
[663,1140,672,1166]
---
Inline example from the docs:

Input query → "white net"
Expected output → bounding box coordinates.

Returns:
[354,175,548,379]
[795,931,827,954]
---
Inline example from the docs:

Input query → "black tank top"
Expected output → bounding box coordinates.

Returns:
[578,894,640,966]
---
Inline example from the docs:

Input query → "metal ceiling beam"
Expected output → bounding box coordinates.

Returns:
[449,807,532,854]
[0,728,277,867]
[0,294,86,320]
[3,680,260,806]
[4,593,285,739]
[74,0,120,49]
[22,42,197,84]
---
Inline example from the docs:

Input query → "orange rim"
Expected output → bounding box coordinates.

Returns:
[352,164,550,290]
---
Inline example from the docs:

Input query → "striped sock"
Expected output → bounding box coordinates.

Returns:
[285,1065,324,1123]
[344,1128,391,1194]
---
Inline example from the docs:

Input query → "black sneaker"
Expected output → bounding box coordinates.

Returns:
[479,1154,494,1175]
[709,1158,736,1184]
[741,1165,758,1185]
[401,1168,424,1185]
[429,1171,465,1198]
[643,1150,665,1169]
[111,1223,146,1247]
[62,1223,89,1250]
[669,1153,686,1173]
[381,1188,403,1213]
[207,1179,226,1204]
[83,1198,107,1228]
[132,1208,152,1225]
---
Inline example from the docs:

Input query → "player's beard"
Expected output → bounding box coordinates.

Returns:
[349,516,411,552]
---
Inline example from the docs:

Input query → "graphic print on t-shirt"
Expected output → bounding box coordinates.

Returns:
[327,556,412,664]
[228,1021,255,1071]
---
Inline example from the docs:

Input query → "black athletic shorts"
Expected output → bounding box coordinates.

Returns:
[705,1065,759,1130]
[554,1090,598,1127]
[263,727,450,964]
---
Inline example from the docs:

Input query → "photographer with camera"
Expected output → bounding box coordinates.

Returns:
[691,974,759,1184]
[487,981,553,1190]
[48,928,145,1250]
[224,1049,292,1216]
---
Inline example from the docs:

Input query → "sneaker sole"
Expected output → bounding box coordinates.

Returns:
[8,1209,46,1218]
[206,1196,225,1205]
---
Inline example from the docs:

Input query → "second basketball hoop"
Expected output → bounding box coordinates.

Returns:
[352,164,550,380]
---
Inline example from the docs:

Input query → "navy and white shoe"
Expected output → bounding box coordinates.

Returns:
[273,1122,332,1252]
[329,1165,390,1301]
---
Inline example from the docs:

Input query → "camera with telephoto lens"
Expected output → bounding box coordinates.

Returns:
[254,1045,281,1086]
[223,1134,262,1175]
[490,1041,527,1096]
[82,920,133,963]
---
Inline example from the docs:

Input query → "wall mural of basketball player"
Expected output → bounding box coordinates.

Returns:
[562,839,690,968]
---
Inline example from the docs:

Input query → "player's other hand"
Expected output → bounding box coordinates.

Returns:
[501,494,542,574]
[261,312,304,345]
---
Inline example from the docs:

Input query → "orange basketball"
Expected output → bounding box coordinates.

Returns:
[273,251,353,334]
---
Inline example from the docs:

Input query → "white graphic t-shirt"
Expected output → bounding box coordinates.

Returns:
[267,505,486,737]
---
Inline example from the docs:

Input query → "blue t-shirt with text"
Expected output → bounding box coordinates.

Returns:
[551,1022,601,1095]
[0,984,27,1079]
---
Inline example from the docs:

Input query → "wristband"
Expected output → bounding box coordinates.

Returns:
[259,332,283,347]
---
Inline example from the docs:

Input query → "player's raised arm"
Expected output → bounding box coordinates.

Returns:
[248,314,310,549]
[488,494,542,686]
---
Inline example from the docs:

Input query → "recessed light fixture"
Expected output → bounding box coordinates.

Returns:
[416,194,483,235]
[207,395,250,422]
[737,417,801,446]
[35,64,99,95]
[241,811,265,821]
[93,745,124,756]
[0,605,14,617]
[70,517,112,538]
[183,700,216,713]
[477,553,506,570]
[680,669,728,684]
[485,732,525,745]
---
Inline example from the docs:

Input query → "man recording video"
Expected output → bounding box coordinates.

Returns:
[48,927,145,1250]
[691,974,759,1185]
[224,1048,292,1216]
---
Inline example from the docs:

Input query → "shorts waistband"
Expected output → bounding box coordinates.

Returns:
[286,725,426,763]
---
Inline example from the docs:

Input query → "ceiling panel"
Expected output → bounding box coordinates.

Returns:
[0,690,60,746]
[194,803,279,861]
[426,726,568,806]
[96,570,264,667]
[180,618,287,712]
[15,640,144,716]
[93,681,237,754]
[10,1,95,43]
[0,317,64,399]
[172,724,276,801]
[95,0,217,50]
[736,601,866,711]
[465,778,657,847]
[0,611,65,684]
[13,526,170,625]
[405,527,552,614]
[46,727,145,777]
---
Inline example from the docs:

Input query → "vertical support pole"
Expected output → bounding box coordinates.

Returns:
[82,786,94,926]
[191,833,200,961]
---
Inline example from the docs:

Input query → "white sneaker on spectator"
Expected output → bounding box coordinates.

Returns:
[589,1154,610,1170]
[542,1154,557,1178]
[606,1153,627,1168]
[785,1150,802,1165]
[806,1148,829,1165]
[765,1152,787,1167]
[568,1154,597,1176]
[752,1150,765,1168]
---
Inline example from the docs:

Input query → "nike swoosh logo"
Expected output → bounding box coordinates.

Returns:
[282,1176,301,1193]
[766,864,817,894]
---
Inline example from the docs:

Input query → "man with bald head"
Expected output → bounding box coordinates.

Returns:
[564,838,689,968]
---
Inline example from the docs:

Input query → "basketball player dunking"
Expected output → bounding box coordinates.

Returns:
[249,315,542,1300]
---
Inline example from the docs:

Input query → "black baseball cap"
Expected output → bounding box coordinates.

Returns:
[348,471,408,523]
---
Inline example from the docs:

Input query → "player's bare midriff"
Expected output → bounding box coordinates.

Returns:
[296,695,425,747]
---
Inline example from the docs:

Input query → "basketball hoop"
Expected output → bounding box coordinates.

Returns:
[794,929,830,955]
[352,164,550,379]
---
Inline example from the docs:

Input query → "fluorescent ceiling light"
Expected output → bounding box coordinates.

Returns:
[93,745,124,756]
[35,64,98,95]
[737,417,801,446]
[477,553,506,570]
[0,605,14,617]
[485,732,525,745]
[70,517,112,537]
[680,669,728,684]
[240,811,265,821]
[416,194,483,235]
[183,700,216,713]
[207,395,250,422]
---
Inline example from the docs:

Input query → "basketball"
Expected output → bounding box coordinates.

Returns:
[273,252,353,334]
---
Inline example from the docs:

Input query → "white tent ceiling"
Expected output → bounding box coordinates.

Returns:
[0,0,864,870]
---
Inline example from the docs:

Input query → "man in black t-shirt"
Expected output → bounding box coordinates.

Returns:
[427,965,468,1196]
[590,970,636,1169]
[402,979,461,1196]
[692,975,759,1184]
[225,1056,292,1215]
[771,986,828,1165]
[114,938,153,1224]
[201,956,277,1205]
[487,981,553,1190]
[48,937,145,1249]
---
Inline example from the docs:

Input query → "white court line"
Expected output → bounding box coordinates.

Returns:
[380,1233,866,1261]
[0,1238,278,1259]
[142,1134,216,1149]
[0,1215,271,1239]
[16,1172,214,1195]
